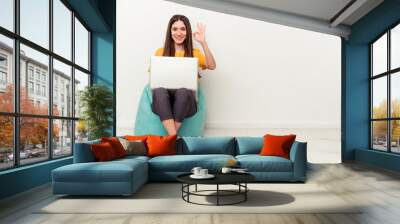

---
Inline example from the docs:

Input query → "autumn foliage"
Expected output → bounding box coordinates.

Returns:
[372,99,400,142]
[0,84,59,150]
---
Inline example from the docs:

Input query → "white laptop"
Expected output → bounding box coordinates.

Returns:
[150,56,198,91]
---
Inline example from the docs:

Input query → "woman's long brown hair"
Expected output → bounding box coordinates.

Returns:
[163,14,193,57]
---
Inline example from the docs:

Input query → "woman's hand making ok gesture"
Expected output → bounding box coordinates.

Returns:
[193,23,206,45]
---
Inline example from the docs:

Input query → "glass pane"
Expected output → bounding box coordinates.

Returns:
[20,117,49,165]
[391,120,400,153]
[75,120,88,143]
[0,34,14,112]
[372,77,387,119]
[0,0,14,31]
[20,0,49,49]
[53,119,72,157]
[0,116,13,170]
[53,0,72,60]
[391,72,400,118]
[74,17,89,69]
[372,121,388,151]
[74,69,89,118]
[392,24,400,70]
[372,33,387,76]
[53,59,72,117]
[20,44,49,115]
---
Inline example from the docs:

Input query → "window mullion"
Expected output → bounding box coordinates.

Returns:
[388,30,391,152]
[13,0,20,167]
[71,10,76,155]
[48,0,54,160]
[370,45,373,149]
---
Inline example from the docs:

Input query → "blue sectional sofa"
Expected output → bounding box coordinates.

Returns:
[52,136,307,196]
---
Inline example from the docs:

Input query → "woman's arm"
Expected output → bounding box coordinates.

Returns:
[200,41,216,70]
[193,23,216,70]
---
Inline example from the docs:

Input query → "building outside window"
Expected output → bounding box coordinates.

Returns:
[0,54,7,90]
[42,85,46,97]
[54,88,58,104]
[28,66,34,79]
[28,81,34,94]
[0,71,6,84]
[0,54,7,67]
[0,0,91,170]
[36,83,40,95]
[35,70,40,81]
[41,73,46,83]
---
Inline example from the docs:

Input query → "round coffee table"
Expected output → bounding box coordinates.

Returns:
[177,173,255,206]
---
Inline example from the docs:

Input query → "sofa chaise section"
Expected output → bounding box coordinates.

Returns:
[52,141,149,196]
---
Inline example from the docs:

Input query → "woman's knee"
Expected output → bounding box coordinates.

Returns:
[152,87,169,99]
[174,88,192,102]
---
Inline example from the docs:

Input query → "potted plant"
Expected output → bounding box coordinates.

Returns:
[79,84,113,140]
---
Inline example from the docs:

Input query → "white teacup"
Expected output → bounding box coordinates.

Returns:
[191,167,202,176]
[199,169,208,176]
[221,167,232,174]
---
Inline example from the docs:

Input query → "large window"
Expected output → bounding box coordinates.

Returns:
[371,23,400,154]
[0,0,91,171]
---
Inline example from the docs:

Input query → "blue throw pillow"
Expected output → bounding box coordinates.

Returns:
[180,137,235,155]
[235,137,263,155]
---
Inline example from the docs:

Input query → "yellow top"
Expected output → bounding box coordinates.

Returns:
[155,48,207,70]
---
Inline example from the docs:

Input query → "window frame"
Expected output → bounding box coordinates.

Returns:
[0,0,92,171]
[370,20,400,154]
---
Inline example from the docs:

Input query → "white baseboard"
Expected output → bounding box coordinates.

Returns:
[205,122,340,129]
[118,121,340,133]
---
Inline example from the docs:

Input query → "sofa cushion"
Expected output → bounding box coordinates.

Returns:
[235,137,263,155]
[115,155,150,164]
[124,135,150,142]
[74,139,100,163]
[118,138,147,156]
[236,155,293,172]
[260,134,296,159]
[178,137,236,155]
[148,154,235,172]
[91,142,118,161]
[101,137,127,158]
[53,158,148,183]
[147,135,177,157]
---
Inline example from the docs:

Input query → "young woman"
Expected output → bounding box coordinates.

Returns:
[152,14,216,136]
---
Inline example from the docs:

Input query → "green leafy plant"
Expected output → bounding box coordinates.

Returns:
[79,84,113,140]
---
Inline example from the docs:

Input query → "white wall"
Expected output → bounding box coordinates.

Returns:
[117,0,341,163]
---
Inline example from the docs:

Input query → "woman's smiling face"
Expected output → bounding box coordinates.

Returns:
[171,20,187,45]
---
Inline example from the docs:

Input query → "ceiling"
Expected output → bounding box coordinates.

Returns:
[165,0,384,38]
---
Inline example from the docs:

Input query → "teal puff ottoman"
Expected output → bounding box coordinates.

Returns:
[134,84,206,136]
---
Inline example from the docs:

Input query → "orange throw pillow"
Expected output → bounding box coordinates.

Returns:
[101,137,127,158]
[260,134,296,159]
[146,135,177,157]
[124,135,150,141]
[91,142,117,161]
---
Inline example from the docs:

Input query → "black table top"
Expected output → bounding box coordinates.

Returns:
[177,172,255,185]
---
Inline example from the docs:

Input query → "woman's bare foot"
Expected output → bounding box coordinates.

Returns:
[162,119,177,135]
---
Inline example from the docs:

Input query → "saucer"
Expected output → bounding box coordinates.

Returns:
[232,170,249,174]
[190,174,215,179]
